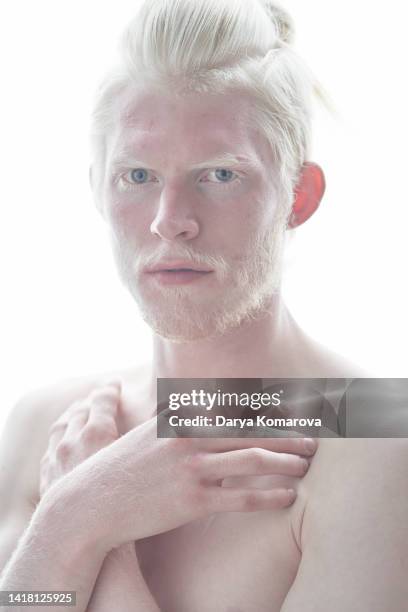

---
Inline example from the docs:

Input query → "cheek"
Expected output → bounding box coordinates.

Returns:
[226,189,276,242]
[106,195,150,240]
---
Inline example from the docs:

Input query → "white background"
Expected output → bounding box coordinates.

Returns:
[0,0,407,431]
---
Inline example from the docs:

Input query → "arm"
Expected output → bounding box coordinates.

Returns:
[0,390,111,611]
[35,384,316,612]
[0,384,158,612]
[0,479,108,612]
[86,543,160,612]
[281,438,408,612]
[1,380,317,612]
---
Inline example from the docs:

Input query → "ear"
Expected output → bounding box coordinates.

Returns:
[287,162,326,229]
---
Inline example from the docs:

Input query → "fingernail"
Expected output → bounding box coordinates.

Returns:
[304,438,317,453]
[287,489,297,503]
[301,458,310,473]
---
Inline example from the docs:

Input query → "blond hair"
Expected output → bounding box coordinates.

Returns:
[90,0,326,222]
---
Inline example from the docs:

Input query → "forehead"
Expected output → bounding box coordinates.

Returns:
[108,85,271,165]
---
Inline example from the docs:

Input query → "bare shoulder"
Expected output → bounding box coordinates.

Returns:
[282,437,408,610]
[289,437,408,550]
[1,364,149,510]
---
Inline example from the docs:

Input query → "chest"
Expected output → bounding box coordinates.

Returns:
[135,496,300,612]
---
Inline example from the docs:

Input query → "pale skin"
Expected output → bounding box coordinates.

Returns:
[0,376,317,612]
[1,84,408,611]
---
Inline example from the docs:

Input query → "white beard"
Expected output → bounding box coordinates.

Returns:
[109,218,287,343]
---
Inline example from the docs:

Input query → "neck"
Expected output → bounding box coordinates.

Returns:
[147,294,310,389]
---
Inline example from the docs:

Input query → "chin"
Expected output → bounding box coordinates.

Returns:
[135,282,279,343]
[114,235,285,342]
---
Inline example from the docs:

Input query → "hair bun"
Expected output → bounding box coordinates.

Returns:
[259,1,295,44]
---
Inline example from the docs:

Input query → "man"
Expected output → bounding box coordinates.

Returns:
[1,1,407,611]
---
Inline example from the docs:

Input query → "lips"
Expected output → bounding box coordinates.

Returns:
[145,261,213,273]
[143,261,214,286]
[157,268,207,272]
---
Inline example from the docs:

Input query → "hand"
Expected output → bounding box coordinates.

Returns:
[59,409,318,551]
[39,380,122,497]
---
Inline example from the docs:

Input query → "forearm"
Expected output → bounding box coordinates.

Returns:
[0,489,107,612]
[86,542,160,612]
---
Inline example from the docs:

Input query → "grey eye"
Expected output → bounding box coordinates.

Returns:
[214,168,234,182]
[130,168,149,183]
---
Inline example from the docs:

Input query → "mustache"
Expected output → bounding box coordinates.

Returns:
[135,245,229,272]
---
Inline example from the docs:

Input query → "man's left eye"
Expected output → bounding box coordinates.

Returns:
[204,168,238,183]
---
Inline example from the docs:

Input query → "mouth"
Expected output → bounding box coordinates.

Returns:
[160,268,209,272]
[144,268,213,285]
[162,268,200,272]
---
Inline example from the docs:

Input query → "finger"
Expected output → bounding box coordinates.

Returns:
[209,486,297,513]
[204,448,309,480]
[203,436,318,457]
[47,421,68,455]
[87,381,122,421]
[64,409,89,440]
[85,385,121,439]
[47,397,90,445]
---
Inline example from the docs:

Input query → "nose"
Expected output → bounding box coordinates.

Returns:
[150,184,200,242]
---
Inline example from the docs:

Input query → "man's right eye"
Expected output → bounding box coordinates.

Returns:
[116,168,159,192]
[128,168,150,184]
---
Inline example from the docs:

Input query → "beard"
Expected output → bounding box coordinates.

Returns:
[109,218,287,343]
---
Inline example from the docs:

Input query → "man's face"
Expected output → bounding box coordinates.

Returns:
[100,85,288,342]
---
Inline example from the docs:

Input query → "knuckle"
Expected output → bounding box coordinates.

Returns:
[80,425,102,444]
[68,408,90,424]
[277,452,296,467]
[96,413,116,429]
[55,440,72,461]
[81,418,117,442]
[98,419,118,439]
[281,436,303,451]
[294,437,308,454]
[182,453,205,478]
[293,438,307,454]
[107,419,120,435]
[250,448,269,469]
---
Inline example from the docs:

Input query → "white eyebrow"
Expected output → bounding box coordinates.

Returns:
[109,151,258,171]
[189,154,257,170]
